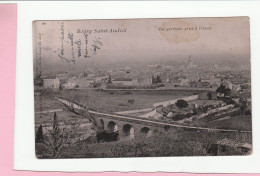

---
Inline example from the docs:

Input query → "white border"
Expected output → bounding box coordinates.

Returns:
[11,1,260,173]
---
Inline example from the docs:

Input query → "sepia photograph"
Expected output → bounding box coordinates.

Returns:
[33,17,252,159]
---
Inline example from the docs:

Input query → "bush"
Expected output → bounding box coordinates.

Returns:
[175,99,189,110]
[118,103,127,106]
[110,133,207,157]
[172,114,186,121]
[128,99,135,105]
[220,97,235,105]
[245,110,251,115]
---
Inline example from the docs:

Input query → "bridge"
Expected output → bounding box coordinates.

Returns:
[55,97,251,141]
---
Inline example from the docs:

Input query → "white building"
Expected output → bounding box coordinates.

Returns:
[135,76,152,86]
[210,76,222,87]
[112,78,134,86]
[62,81,76,89]
[180,78,189,86]
[43,76,60,89]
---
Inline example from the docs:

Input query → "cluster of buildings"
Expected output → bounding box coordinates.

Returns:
[138,91,236,122]
[34,58,251,95]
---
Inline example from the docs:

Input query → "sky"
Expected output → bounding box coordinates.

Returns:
[33,17,250,73]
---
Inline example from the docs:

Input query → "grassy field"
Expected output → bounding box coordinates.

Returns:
[207,115,252,131]
[42,89,195,113]
[34,94,89,124]
[34,95,64,112]
[192,114,252,131]
[35,110,90,124]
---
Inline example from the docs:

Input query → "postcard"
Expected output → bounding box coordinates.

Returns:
[33,17,251,159]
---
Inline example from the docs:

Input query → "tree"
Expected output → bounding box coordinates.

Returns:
[152,75,162,84]
[216,84,225,94]
[107,74,112,84]
[239,98,248,115]
[152,76,156,84]
[156,75,162,83]
[175,99,189,112]
[216,84,231,97]
[53,112,59,134]
[35,124,44,143]
[207,92,212,100]
[42,113,77,158]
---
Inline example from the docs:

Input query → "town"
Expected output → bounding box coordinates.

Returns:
[35,57,250,92]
